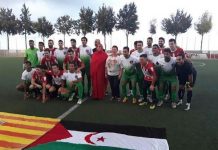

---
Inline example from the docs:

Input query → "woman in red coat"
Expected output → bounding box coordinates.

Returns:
[90,44,108,99]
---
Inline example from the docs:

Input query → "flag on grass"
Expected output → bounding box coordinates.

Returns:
[0,112,59,150]
[27,121,169,150]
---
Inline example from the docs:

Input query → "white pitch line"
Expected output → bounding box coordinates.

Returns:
[57,97,88,119]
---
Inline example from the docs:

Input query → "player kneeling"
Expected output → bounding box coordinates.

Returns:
[29,65,48,103]
[46,64,63,98]
[58,62,83,104]
[16,61,35,100]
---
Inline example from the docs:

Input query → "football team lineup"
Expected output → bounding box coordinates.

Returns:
[0,56,217,150]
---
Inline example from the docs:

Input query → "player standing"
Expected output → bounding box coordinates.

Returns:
[54,40,67,68]
[120,46,137,103]
[79,37,92,96]
[24,40,39,68]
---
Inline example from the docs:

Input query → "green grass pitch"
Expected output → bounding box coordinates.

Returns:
[0,57,218,150]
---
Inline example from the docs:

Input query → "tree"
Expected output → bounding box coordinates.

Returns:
[72,19,81,36]
[116,2,139,46]
[79,7,95,36]
[54,15,73,46]
[149,19,157,36]
[20,3,35,49]
[195,11,212,51]
[161,9,192,40]
[34,17,54,43]
[96,5,116,49]
[0,8,19,50]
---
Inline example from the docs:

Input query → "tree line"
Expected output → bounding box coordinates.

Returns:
[0,3,212,50]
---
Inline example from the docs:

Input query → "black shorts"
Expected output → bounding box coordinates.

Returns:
[53,84,61,91]
[178,72,197,87]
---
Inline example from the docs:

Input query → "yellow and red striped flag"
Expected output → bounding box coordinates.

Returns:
[0,112,59,150]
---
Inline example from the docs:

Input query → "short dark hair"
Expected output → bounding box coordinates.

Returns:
[147,37,153,41]
[177,52,185,59]
[36,64,47,70]
[58,40,63,43]
[51,63,59,68]
[169,38,176,44]
[38,42,44,45]
[134,41,138,46]
[44,48,50,53]
[112,45,118,50]
[153,44,159,48]
[29,40,34,43]
[81,37,88,41]
[25,61,31,66]
[123,46,129,51]
[71,39,76,42]
[163,48,171,53]
[137,40,143,45]
[67,48,74,53]
[48,39,53,42]
[140,54,148,58]
[159,37,165,42]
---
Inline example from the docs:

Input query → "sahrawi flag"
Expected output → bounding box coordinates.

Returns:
[27,120,169,150]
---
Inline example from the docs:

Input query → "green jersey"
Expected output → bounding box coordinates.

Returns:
[25,48,39,67]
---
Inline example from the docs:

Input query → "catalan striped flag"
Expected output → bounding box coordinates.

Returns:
[0,112,60,150]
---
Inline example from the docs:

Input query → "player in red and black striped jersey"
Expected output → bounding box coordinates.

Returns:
[169,38,184,57]
[46,64,64,98]
[70,39,80,58]
[29,65,48,103]
[47,39,57,56]
[41,49,58,70]
[139,54,157,109]
[63,48,85,72]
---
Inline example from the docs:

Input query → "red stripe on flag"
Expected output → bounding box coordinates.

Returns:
[0,115,56,124]
[4,122,48,132]
[0,140,26,148]
[25,123,72,148]
[0,130,39,139]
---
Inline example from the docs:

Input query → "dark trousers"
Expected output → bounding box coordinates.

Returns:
[143,80,157,104]
[108,75,120,98]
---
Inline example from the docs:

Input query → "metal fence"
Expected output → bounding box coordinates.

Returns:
[0,49,218,59]
[0,50,25,57]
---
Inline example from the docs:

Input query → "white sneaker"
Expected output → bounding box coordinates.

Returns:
[77,99,82,104]
[184,103,191,111]
[157,101,163,107]
[138,97,144,103]
[171,102,177,109]
[147,95,153,103]
[127,90,133,97]
[68,93,75,101]
[164,94,170,101]
[177,99,183,106]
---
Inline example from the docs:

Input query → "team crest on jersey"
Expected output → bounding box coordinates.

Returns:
[130,60,133,64]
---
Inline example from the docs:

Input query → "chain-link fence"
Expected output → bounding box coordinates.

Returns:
[0,49,218,59]
[0,50,25,57]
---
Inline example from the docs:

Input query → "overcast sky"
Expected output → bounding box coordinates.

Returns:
[0,0,217,51]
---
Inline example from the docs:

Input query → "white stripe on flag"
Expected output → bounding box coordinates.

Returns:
[58,130,169,150]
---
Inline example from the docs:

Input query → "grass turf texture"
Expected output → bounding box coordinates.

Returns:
[0,57,218,150]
